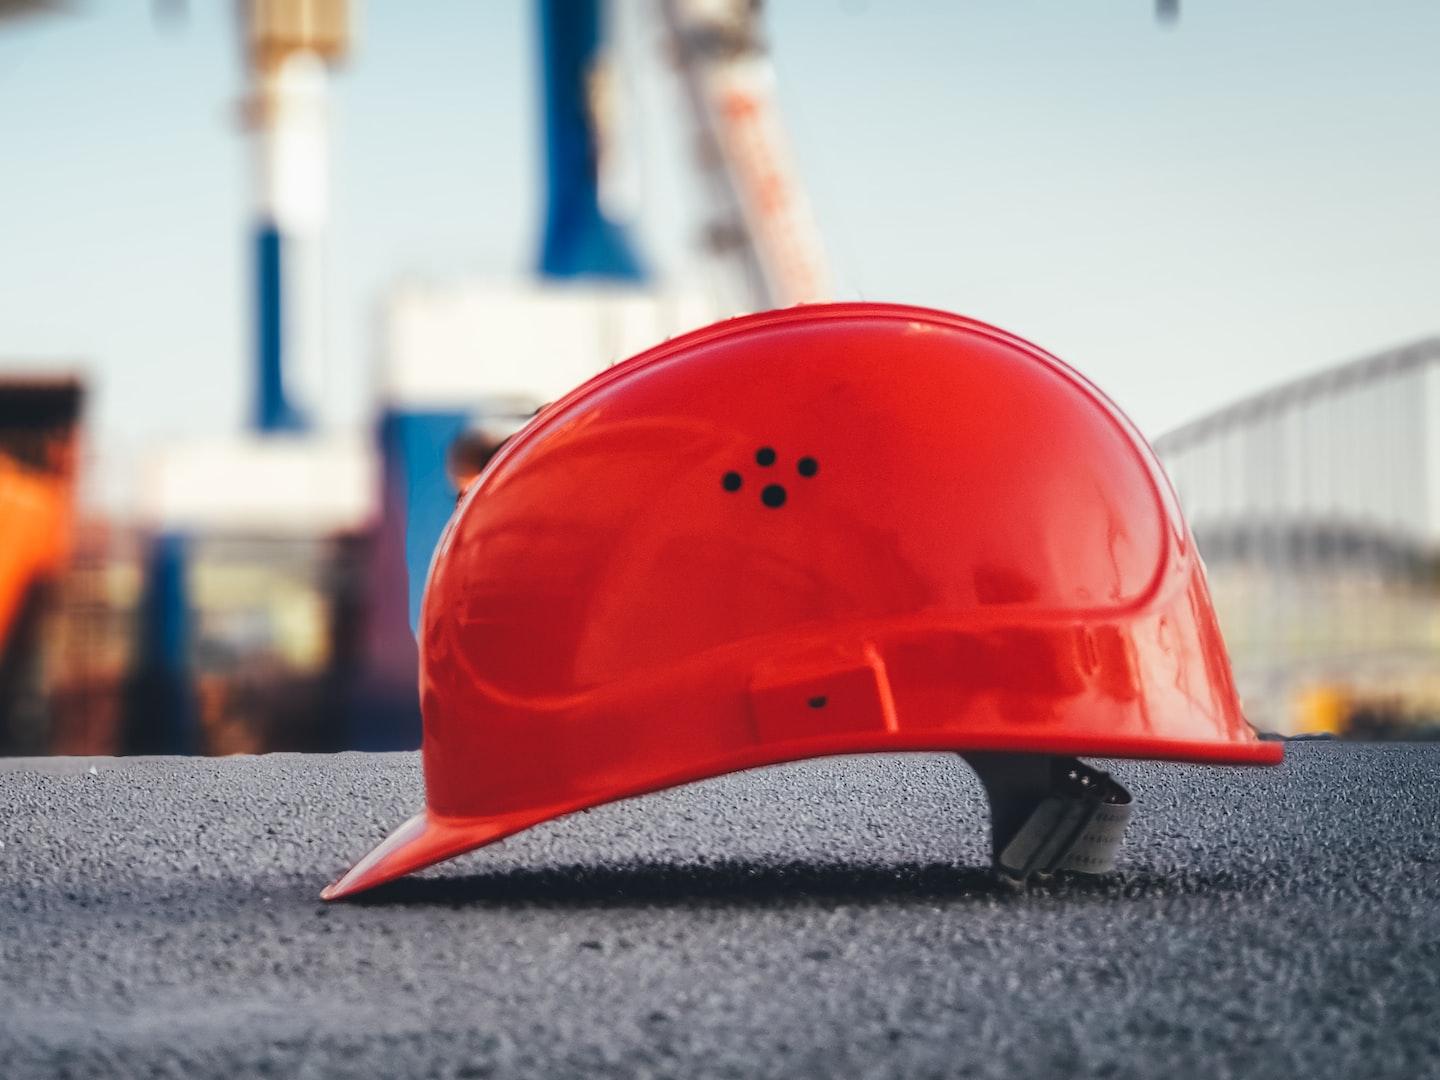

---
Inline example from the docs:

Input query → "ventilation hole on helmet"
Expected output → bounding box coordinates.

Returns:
[722,471,743,492]
[797,456,818,477]
[756,447,777,467]
[807,695,828,709]
[761,484,787,508]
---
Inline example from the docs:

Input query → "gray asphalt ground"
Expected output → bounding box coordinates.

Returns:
[1,744,1437,1079]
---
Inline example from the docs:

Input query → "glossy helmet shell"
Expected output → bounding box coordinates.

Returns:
[323,303,1278,899]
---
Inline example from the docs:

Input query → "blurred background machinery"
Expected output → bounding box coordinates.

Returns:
[0,0,826,755]
[108,0,379,755]
[380,0,824,636]
[5,1,1437,753]
[1156,340,1440,738]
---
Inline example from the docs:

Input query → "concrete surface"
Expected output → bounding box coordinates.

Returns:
[1,744,1437,1079]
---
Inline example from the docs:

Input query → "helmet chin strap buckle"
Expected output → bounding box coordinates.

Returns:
[960,753,1133,884]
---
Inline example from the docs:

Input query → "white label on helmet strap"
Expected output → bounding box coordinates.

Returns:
[996,784,1133,880]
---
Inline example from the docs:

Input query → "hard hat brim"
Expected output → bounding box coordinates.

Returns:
[320,807,545,901]
[322,731,1281,901]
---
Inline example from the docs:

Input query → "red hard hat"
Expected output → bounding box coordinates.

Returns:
[324,303,1280,900]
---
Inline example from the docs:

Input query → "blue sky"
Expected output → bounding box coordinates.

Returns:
[2,2,1438,507]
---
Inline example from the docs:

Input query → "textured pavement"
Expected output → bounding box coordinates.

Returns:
[1,744,1438,1079]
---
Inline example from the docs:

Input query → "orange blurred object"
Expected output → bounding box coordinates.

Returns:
[0,457,71,649]
[0,378,82,656]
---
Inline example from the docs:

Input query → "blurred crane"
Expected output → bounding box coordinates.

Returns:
[662,0,830,309]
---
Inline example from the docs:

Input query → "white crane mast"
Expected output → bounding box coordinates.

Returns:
[660,0,831,311]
